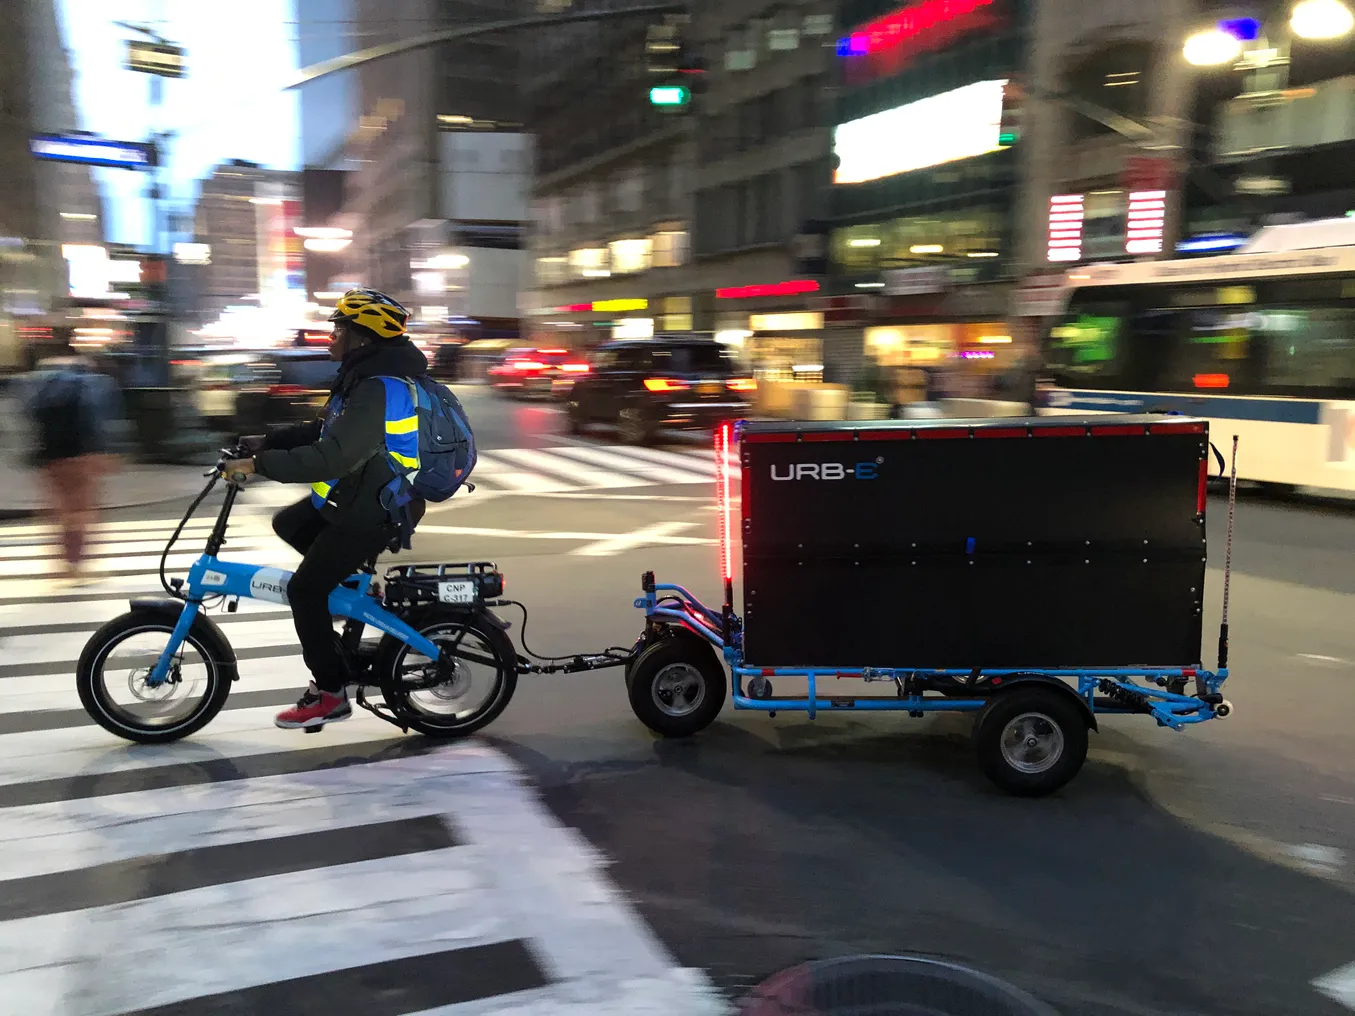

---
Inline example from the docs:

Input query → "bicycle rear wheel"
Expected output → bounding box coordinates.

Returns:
[373,609,517,737]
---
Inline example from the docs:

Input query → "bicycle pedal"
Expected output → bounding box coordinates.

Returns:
[302,724,325,734]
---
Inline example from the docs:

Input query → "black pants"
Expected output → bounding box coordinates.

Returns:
[272,498,398,694]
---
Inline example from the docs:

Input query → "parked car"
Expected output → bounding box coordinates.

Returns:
[195,348,337,433]
[488,347,588,399]
[565,337,756,444]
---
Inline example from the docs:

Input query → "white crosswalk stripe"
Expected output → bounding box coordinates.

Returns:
[0,520,729,1014]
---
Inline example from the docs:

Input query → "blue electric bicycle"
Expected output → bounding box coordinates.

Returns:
[76,446,526,743]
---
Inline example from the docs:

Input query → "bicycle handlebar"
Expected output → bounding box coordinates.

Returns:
[205,444,251,486]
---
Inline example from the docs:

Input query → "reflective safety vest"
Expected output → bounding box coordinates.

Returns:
[310,377,420,510]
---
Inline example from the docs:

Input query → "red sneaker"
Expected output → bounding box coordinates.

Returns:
[274,684,352,730]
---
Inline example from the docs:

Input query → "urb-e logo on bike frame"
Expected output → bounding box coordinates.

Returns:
[770,459,881,481]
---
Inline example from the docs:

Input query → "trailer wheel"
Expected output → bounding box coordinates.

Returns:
[974,687,1088,797]
[627,636,726,738]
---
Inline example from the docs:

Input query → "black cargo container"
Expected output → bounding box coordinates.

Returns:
[738,415,1209,669]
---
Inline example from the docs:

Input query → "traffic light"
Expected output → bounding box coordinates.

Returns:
[649,84,690,107]
[645,20,682,76]
[646,15,701,112]
[999,80,1024,146]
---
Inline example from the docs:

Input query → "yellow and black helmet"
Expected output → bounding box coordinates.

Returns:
[328,288,409,340]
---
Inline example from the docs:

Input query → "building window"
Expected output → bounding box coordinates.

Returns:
[831,208,1005,273]
[536,256,568,285]
[652,229,689,267]
[1065,42,1154,143]
[615,169,645,214]
[609,237,652,273]
[568,247,609,279]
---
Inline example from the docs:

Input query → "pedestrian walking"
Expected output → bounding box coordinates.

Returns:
[21,341,128,583]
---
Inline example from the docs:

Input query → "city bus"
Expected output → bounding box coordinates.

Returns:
[1041,219,1355,492]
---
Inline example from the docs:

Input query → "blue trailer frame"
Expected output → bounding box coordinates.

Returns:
[632,578,1229,730]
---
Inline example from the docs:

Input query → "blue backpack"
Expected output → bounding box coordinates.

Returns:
[385,374,477,502]
[375,374,476,550]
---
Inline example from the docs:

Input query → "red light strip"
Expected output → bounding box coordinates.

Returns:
[741,432,798,443]
[716,422,735,581]
[1197,457,1208,515]
[1033,426,1086,438]
[1150,422,1206,434]
[840,0,995,56]
[1091,425,1146,436]
[715,279,820,300]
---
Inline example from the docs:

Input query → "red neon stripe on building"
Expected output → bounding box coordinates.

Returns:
[715,279,820,300]
[843,0,996,56]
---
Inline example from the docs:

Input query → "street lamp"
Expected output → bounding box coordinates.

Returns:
[1291,0,1355,38]
[1184,26,1245,66]
[1185,2,1353,64]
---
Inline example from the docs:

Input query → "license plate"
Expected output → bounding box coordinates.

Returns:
[437,580,476,604]
[698,382,720,395]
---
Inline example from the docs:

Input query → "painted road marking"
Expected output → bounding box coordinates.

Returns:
[1314,961,1355,1010]
[573,521,701,557]
[0,747,728,1015]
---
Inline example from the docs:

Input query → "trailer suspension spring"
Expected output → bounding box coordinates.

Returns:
[1097,679,1154,714]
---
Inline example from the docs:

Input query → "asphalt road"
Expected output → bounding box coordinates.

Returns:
[10,385,1355,1015]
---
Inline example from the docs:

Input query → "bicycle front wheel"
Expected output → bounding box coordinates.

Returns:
[76,610,235,744]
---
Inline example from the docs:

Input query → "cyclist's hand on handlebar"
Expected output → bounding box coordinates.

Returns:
[237,434,267,454]
[222,458,255,483]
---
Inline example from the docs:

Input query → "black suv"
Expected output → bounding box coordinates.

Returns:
[565,336,756,444]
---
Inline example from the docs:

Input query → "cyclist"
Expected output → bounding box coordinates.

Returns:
[223,289,429,730]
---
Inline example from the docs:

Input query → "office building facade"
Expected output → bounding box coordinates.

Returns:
[327,0,530,336]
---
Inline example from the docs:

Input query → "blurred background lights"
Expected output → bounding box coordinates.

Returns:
[1291,0,1355,39]
[1183,27,1244,66]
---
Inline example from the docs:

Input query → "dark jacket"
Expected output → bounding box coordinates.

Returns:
[254,339,429,529]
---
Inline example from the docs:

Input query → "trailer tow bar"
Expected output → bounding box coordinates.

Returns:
[518,653,632,675]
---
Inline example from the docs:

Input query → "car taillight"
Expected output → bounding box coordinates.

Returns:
[644,378,690,392]
[727,377,757,392]
[513,360,546,371]
[560,363,590,373]
[267,384,306,396]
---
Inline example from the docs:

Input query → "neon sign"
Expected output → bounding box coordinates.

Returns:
[716,280,820,300]
[837,0,1002,80]
[1047,194,1085,263]
[834,80,1008,185]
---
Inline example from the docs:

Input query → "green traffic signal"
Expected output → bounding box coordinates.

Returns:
[649,84,690,107]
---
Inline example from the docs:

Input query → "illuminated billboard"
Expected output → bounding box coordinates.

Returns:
[833,79,1008,185]
[31,134,155,170]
